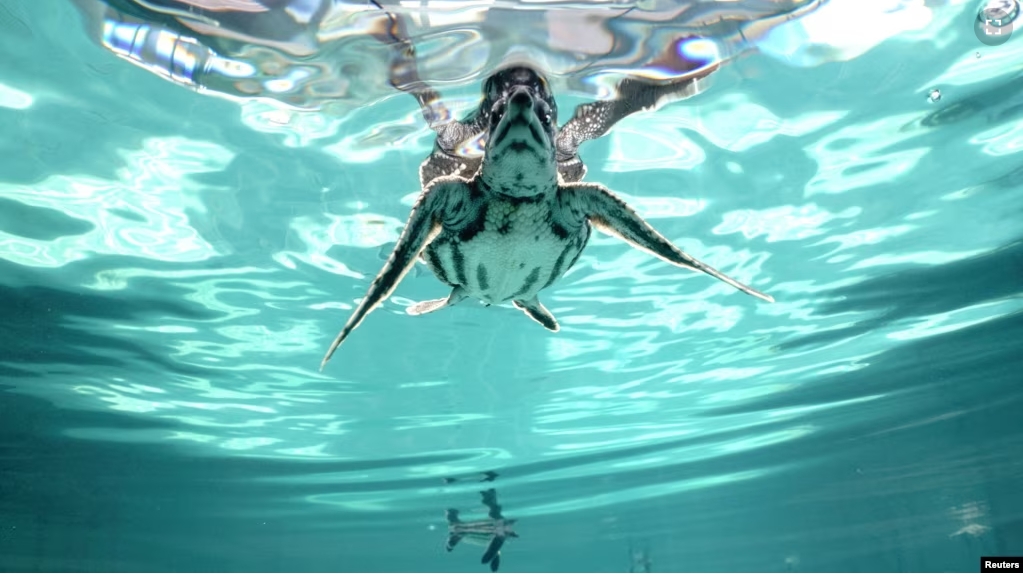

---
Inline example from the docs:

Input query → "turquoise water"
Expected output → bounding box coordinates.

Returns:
[2,0,1023,572]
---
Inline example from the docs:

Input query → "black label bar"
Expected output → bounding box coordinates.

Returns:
[982,557,1023,573]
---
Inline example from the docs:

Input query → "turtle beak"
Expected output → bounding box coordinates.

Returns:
[507,86,534,119]
[491,87,548,154]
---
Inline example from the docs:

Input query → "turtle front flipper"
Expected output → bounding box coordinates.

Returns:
[512,297,560,332]
[555,62,718,183]
[370,2,485,187]
[563,182,774,303]
[320,180,470,370]
[407,286,467,316]
[481,536,505,568]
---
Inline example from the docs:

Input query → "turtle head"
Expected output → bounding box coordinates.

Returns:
[479,66,558,197]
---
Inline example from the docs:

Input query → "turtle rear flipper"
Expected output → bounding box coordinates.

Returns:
[480,489,504,519]
[513,297,559,332]
[407,286,467,316]
[445,533,463,552]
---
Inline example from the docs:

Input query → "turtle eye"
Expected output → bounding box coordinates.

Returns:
[536,102,552,126]
[489,102,505,125]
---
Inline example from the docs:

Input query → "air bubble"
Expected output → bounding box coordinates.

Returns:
[977,0,1019,27]
[928,88,942,103]
[975,0,1018,46]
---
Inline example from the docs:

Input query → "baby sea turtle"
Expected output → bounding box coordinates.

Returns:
[320,39,773,369]
[446,488,518,572]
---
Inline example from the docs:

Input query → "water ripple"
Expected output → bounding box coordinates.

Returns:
[2,2,1022,571]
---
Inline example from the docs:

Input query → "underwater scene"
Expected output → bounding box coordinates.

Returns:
[1,0,1022,571]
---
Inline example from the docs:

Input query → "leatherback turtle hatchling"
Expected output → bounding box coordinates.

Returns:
[445,488,518,572]
[320,39,773,368]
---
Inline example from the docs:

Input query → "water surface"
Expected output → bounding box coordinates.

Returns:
[1,0,1022,571]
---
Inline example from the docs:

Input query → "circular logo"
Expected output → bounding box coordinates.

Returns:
[975,0,1018,46]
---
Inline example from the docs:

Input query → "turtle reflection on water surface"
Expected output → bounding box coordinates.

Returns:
[446,488,518,572]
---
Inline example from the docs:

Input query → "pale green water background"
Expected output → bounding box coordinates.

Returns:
[1,0,1022,572]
